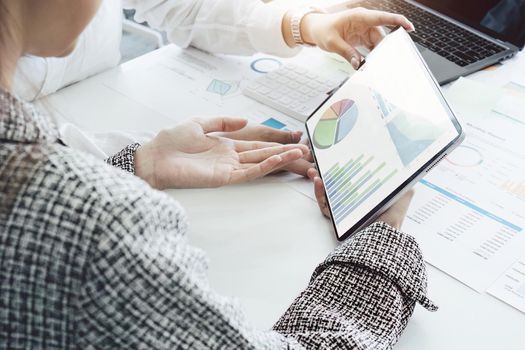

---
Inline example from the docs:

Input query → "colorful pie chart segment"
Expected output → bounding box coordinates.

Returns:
[313,99,358,149]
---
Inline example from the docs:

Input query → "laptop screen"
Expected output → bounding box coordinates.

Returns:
[417,0,525,48]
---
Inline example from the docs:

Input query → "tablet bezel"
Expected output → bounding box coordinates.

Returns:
[305,29,465,241]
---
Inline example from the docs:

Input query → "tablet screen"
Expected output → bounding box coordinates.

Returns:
[306,29,462,239]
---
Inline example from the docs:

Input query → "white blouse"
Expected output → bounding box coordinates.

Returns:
[13,0,299,101]
[12,0,301,163]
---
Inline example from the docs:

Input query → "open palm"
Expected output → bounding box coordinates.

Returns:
[135,117,308,189]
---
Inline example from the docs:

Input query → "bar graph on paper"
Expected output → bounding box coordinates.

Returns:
[323,155,397,224]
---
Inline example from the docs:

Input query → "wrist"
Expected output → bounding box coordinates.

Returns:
[300,12,323,46]
[134,144,158,189]
[282,8,325,48]
[282,11,296,48]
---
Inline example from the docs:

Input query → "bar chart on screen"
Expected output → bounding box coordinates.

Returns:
[323,155,397,225]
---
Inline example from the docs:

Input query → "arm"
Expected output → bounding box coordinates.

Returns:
[78,175,435,349]
[78,181,290,349]
[123,1,414,69]
[274,222,437,349]
[123,0,298,57]
[104,117,311,187]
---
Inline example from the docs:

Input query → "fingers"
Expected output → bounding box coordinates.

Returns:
[222,125,303,144]
[232,129,307,152]
[194,117,248,134]
[300,138,314,162]
[234,140,281,152]
[325,34,363,69]
[358,9,415,32]
[238,144,308,163]
[307,167,319,180]
[230,149,305,184]
[234,138,313,177]
[314,176,331,218]
[281,159,315,177]
[308,168,331,217]
[367,26,387,48]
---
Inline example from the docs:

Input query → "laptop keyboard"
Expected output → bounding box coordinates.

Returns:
[358,0,506,67]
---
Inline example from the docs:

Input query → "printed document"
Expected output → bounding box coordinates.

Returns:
[403,78,525,296]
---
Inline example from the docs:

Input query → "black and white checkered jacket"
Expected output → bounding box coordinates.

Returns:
[0,89,437,349]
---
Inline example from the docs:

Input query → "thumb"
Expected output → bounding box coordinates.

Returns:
[195,117,248,133]
[327,35,363,70]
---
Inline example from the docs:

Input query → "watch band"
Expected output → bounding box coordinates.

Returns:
[290,7,325,47]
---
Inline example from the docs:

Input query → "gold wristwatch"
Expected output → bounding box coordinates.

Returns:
[290,7,326,47]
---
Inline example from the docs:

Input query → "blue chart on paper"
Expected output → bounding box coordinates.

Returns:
[262,118,286,129]
[207,79,235,96]
[250,57,282,74]
[420,179,522,232]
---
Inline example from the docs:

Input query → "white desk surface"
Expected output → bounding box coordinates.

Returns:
[45,45,525,349]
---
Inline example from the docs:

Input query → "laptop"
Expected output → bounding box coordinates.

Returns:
[332,0,525,85]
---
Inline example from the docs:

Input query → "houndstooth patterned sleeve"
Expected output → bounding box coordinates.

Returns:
[1,88,437,349]
[105,142,141,174]
[273,222,438,349]
[76,180,435,350]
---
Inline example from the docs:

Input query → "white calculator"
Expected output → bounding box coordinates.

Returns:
[242,63,346,122]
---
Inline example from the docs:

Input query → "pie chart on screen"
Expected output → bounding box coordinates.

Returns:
[313,99,358,149]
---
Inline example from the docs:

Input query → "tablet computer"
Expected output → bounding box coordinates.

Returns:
[305,28,465,241]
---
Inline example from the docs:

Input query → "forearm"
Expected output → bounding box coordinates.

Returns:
[124,0,299,57]
[273,222,437,349]
[82,188,434,349]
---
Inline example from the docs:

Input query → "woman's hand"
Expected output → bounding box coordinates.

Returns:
[135,117,309,190]
[213,123,315,177]
[285,8,414,69]
[307,168,414,230]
